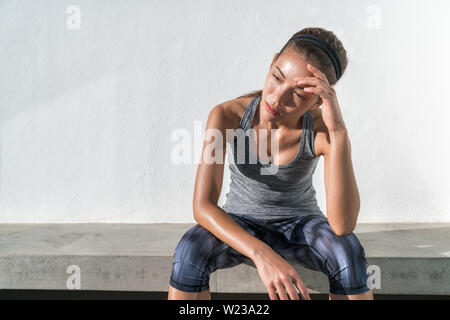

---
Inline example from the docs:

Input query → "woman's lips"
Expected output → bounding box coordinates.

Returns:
[265,101,280,116]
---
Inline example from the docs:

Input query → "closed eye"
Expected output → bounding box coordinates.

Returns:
[272,74,305,99]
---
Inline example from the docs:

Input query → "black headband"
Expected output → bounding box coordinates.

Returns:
[280,34,342,81]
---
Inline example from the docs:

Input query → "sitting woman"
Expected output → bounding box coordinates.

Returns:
[168,27,373,300]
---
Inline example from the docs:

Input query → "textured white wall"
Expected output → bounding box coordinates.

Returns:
[1,0,449,223]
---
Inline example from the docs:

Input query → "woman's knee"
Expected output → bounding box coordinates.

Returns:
[306,219,367,272]
[337,234,367,270]
[173,225,220,269]
[325,232,370,295]
[169,225,220,292]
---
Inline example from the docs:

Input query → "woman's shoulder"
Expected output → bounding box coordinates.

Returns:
[214,96,254,130]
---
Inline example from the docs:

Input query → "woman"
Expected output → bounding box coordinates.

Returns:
[168,27,374,300]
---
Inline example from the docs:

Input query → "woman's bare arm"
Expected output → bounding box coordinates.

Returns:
[192,103,310,300]
[192,104,269,261]
[323,129,360,236]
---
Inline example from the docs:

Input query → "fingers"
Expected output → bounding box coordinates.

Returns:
[284,280,300,300]
[303,86,320,95]
[297,78,333,96]
[297,78,324,98]
[267,284,278,300]
[303,85,334,101]
[270,278,301,300]
[296,76,319,82]
[292,275,311,300]
[306,63,330,85]
[274,282,289,300]
[295,63,331,88]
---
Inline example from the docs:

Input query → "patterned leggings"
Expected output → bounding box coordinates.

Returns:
[169,212,370,295]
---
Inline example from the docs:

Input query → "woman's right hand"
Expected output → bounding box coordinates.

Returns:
[252,246,311,300]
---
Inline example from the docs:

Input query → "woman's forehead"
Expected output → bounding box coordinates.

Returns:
[273,57,313,79]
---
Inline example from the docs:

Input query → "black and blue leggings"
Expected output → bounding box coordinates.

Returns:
[169,212,370,295]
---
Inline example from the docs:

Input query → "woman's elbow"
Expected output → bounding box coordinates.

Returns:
[332,227,354,237]
[329,216,357,236]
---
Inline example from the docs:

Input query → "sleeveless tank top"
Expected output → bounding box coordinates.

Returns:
[221,95,325,219]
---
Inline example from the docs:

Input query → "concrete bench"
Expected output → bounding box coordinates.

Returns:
[1,222,449,295]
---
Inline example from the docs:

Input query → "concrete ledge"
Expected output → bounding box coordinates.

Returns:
[1,223,449,295]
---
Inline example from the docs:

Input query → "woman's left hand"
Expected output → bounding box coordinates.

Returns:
[296,64,347,133]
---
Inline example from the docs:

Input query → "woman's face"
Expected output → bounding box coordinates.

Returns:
[261,49,322,121]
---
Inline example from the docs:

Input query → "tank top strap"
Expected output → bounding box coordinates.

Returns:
[302,108,317,158]
[305,108,313,129]
[239,96,261,130]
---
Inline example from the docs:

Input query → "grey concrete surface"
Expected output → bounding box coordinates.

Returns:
[0,223,449,295]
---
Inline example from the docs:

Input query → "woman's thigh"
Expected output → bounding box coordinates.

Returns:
[169,213,262,292]
[271,214,370,295]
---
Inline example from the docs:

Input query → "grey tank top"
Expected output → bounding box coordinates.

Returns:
[221,95,325,219]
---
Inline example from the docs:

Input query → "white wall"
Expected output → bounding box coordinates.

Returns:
[1,0,449,223]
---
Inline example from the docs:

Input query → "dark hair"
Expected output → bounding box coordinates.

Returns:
[235,27,348,100]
